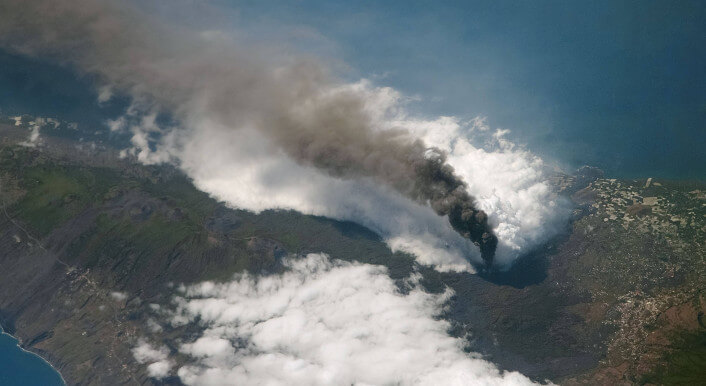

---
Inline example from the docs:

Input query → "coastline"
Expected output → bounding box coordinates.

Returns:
[0,327,67,386]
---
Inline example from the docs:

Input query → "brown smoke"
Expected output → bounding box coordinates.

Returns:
[0,0,498,263]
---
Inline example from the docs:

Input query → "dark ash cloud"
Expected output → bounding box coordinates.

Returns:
[0,0,498,263]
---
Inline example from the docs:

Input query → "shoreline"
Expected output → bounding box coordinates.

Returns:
[0,327,67,386]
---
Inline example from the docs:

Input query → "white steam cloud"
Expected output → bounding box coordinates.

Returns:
[134,82,568,270]
[148,253,540,385]
[0,0,568,269]
[2,1,568,383]
[398,114,569,266]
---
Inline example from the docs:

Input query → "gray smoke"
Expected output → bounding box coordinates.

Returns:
[0,0,498,264]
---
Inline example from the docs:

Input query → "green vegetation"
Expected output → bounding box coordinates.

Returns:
[0,144,416,288]
[641,331,706,385]
[3,139,703,384]
[139,171,218,222]
[12,165,118,235]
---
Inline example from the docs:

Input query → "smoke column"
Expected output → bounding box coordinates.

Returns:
[0,0,498,264]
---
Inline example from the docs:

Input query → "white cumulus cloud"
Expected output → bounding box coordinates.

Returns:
[132,339,173,379]
[151,253,542,386]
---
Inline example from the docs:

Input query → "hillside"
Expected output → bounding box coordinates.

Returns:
[0,121,704,385]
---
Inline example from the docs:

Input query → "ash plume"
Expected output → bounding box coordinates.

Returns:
[0,0,498,264]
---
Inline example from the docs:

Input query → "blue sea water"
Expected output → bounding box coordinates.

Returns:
[0,330,64,386]
[227,0,706,181]
[0,2,703,382]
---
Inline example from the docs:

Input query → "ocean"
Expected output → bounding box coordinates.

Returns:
[0,330,64,386]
